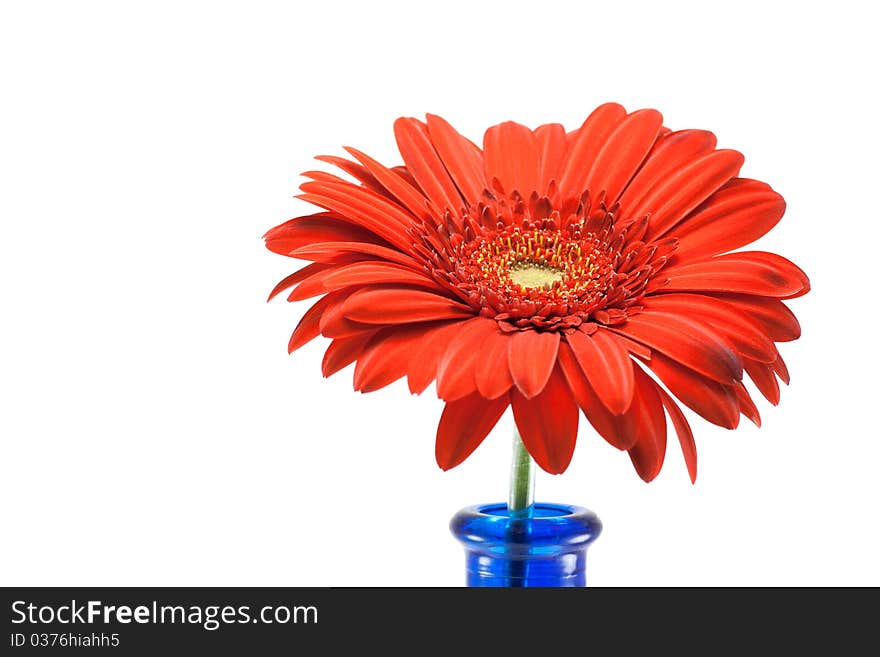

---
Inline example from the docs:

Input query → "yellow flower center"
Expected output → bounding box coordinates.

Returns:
[509,261,564,289]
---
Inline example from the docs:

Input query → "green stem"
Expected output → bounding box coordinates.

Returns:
[508,427,535,517]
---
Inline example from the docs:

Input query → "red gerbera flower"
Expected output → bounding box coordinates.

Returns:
[264,103,809,482]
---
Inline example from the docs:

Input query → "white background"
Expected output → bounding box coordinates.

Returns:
[1,0,877,587]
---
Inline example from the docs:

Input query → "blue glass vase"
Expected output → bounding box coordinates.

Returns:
[450,502,602,587]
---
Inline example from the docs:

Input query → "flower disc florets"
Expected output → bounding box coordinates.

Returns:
[416,191,676,330]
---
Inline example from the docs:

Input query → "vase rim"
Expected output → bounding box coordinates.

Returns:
[450,501,603,553]
[472,502,582,519]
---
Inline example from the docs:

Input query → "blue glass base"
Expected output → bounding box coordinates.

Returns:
[450,503,602,587]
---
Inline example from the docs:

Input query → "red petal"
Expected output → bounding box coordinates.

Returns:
[353,323,442,392]
[290,240,419,268]
[558,103,627,199]
[264,214,382,256]
[286,263,370,304]
[635,149,744,240]
[645,352,740,428]
[772,353,790,385]
[406,321,465,394]
[287,291,345,353]
[672,179,786,260]
[392,165,418,188]
[654,252,810,298]
[557,342,636,450]
[313,154,391,199]
[508,330,561,398]
[474,330,514,399]
[268,262,334,302]
[584,108,663,203]
[321,261,444,293]
[299,180,415,230]
[300,170,348,185]
[733,381,761,427]
[705,294,801,342]
[436,393,509,470]
[342,146,430,220]
[319,302,375,338]
[608,332,652,360]
[483,121,540,195]
[619,129,718,211]
[744,358,781,405]
[342,286,472,324]
[425,114,486,204]
[566,328,635,415]
[655,385,697,483]
[644,293,776,363]
[534,123,567,194]
[511,365,579,474]
[298,181,415,253]
[613,311,742,383]
[287,266,336,301]
[436,319,499,400]
[626,367,668,483]
[322,330,379,377]
[394,117,464,217]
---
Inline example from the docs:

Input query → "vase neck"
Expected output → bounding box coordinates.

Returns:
[450,503,602,588]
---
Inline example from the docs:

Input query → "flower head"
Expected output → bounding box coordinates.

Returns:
[264,104,809,482]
